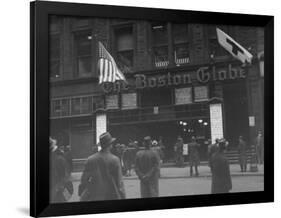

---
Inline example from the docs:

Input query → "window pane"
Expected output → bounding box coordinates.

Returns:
[81,97,92,114]
[116,27,133,51]
[75,33,92,56]
[173,24,188,44]
[78,56,92,77]
[71,98,81,115]
[153,46,168,67]
[52,100,61,117]
[174,43,190,65]
[151,23,168,46]
[61,99,70,116]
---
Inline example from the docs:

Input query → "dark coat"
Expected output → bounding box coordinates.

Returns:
[50,148,68,203]
[210,152,232,194]
[135,149,160,198]
[238,140,247,165]
[188,142,200,166]
[208,143,219,166]
[79,151,125,201]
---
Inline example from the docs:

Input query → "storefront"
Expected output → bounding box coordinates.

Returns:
[50,61,263,162]
[101,62,254,161]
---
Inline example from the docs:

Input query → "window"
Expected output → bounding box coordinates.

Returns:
[74,31,92,78]
[208,25,229,58]
[50,99,70,117]
[115,26,134,73]
[71,96,93,115]
[151,22,169,68]
[173,24,190,65]
[50,35,60,79]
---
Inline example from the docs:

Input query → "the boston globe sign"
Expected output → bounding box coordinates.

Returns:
[101,64,246,93]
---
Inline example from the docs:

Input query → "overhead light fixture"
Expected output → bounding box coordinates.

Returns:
[152,25,163,29]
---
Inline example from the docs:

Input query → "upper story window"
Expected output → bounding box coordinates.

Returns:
[208,25,229,58]
[74,31,93,78]
[114,26,134,73]
[50,35,61,79]
[151,22,169,68]
[173,24,190,66]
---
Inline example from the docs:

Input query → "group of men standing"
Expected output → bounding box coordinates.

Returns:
[50,130,264,202]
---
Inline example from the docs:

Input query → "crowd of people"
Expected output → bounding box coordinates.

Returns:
[49,131,264,202]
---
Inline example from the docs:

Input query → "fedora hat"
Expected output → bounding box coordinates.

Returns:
[99,132,116,148]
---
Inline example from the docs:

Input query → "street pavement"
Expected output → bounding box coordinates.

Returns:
[68,164,264,202]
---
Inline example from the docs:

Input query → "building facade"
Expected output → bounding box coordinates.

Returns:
[49,16,264,161]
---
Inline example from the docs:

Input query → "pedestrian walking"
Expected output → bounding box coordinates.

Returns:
[238,136,248,172]
[135,136,160,198]
[174,136,184,167]
[210,139,232,194]
[50,138,71,203]
[188,136,200,176]
[79,132,125,201]
[255,131,264,164]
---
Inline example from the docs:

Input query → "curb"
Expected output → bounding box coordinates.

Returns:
[70,172,264,182]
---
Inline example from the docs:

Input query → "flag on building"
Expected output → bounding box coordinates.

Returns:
[216,28,253,64]
[98,41,126,84]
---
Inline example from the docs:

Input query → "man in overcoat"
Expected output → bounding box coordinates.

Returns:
[188,136,200,176]
[210,139,232,194]
[50,138,69,203]
[79,132,125,201]
[135,136,160,198]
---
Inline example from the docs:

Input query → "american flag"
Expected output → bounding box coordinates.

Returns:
[98,42,126,84]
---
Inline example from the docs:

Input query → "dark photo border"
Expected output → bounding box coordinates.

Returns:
[30,1,274,217]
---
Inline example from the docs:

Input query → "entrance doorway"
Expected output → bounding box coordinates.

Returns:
[223,81,249,148]
[109,117,211,161]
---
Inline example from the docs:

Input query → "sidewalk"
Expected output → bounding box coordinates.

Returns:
[70,164,264,182]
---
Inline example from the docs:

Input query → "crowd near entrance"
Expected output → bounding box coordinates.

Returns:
[109,117,211,162]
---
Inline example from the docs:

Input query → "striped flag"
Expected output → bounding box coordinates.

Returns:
[216,28,253,64]
[98,42,126,84]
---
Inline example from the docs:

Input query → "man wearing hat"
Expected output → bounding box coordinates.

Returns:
[79,132,125,201]
[135,136,160,198]
[210,139,232,194]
